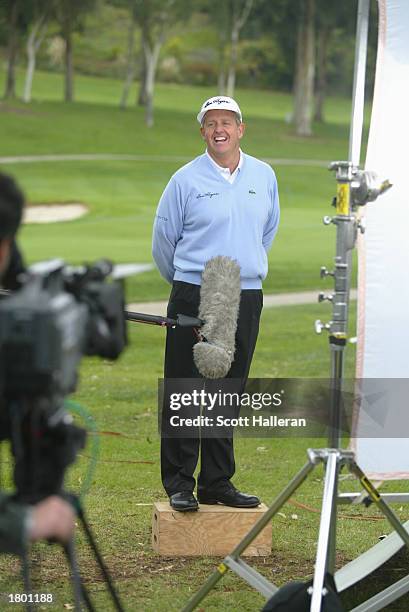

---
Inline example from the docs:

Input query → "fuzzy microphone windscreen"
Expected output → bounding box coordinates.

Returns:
[193,256,241,378]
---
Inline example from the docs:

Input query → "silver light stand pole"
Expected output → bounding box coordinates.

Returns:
[181,2,401,611]
[316,0,370,449]
[313,0,371,583]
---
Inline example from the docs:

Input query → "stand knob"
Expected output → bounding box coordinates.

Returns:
[323,216,333,225]
[320,266,334,278]
[318,292,334,303]
[315,319,332,334]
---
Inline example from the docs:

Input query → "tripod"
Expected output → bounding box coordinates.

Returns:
[66,495,125,612]
[19,495,125,612]
[7,397,125,612]
[182,1,408,610]
[182,448,409,612]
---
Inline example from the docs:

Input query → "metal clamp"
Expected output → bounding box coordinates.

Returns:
[351,170,392,206]
[315,320,332,334]
[320,266,334,278]
[318,292,334,303]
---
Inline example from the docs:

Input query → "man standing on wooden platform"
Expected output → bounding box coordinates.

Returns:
[152,96,280,512]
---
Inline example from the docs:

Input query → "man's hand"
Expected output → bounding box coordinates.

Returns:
[29,496,75,543]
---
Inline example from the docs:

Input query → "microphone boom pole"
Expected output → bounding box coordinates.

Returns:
[124,310,202,329]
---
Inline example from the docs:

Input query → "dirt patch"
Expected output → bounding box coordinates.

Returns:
[23,203,88,224]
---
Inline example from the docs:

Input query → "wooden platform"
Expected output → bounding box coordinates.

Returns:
[152,501,271,556]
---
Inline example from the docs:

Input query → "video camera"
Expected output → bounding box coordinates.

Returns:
[0,258,128,503]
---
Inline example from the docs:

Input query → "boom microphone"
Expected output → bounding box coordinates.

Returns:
[193,256,241,379]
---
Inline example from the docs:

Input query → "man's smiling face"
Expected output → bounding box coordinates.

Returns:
[200,109,245,165]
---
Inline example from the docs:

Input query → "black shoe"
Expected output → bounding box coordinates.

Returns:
[198,487,260,508]
[169,491,199,512]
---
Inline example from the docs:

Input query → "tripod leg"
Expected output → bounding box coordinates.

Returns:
[182,458,315,612]
[77,509,125,612]
[327,460,340,575]
[64,538,95,612]
[310,450,339,612]
[182,564,228,612]
[21,550,33,612]
[350,462,409,549]
[65,539,83,612]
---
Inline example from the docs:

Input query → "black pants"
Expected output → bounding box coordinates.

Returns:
[161,281,262,496]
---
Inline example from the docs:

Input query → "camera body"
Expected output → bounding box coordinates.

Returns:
[0,258,128,503]
[0,258,127,399]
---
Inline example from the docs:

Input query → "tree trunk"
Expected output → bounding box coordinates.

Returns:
[120,13,137,109]
[226,0,253,98]
[218,70,226,95]
[286,12,303,125]
[23,15,48,103]
[143,38,162,127]
[314,25,329,123]
[293,0,315,136]
[137,24,149,106]
[226,23,239,97]
[218,40,227,94]
[217,24,228,95]
[4,0,20,100]
[63,21,74,102]
[291,14,303,123]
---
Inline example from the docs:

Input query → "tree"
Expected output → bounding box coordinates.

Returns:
[2,0,23,100]
[119,2,138,109]
[226,0,254,97]
[23,0,54,103]
[204,0,254,97]
[292,0,315,136]
[314,21,329,122]
[212,1,230,94]
[116,0,188,122]
[136,27,148,106]
[314,2,352,123]
[110,0,143,108]
[133,0,189,127]
[56,0,97,102]
[140,2,166,127]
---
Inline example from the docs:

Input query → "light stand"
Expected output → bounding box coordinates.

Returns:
[181,1,409,610]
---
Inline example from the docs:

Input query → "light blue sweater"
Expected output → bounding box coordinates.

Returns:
[152,152,280,289]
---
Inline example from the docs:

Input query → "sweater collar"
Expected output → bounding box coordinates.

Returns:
[205,150,243,184]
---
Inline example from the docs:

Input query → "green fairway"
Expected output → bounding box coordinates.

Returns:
[0,69,366,301]
[3,72,406,611]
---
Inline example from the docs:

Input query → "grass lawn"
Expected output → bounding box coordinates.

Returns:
[0,69,365,301]
[1,72,407,610]
[1,303,408,610]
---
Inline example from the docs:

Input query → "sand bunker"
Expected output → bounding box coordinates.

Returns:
[23,203,88,224]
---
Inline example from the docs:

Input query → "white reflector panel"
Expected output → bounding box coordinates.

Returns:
[354,0,409,477]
